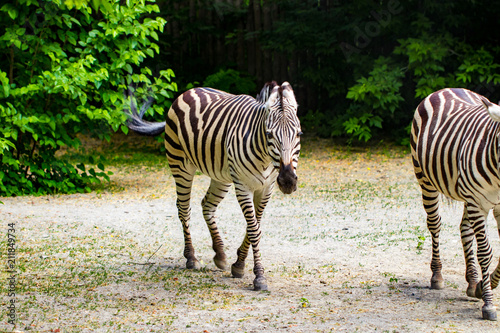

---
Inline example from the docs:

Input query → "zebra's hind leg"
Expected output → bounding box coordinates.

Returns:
[171,163,200,270]
[490,205,500,290]
[468,203,497,321]
[460,206,481,298]
[202,180,231,270]
[421,186,445,289]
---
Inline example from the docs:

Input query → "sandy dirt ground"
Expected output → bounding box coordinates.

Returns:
[1,137,500,332]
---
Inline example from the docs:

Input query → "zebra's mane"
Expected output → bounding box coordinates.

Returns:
[256,81,278,104]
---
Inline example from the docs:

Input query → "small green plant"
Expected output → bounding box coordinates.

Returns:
[299,297,310,308]
[416,235,426,251]
[382,272,399,284]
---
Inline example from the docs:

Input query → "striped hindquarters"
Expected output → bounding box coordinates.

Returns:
[411,88,500,205]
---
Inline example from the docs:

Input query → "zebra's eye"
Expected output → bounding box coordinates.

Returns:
[297,131,303,137]
[266,131,273,139]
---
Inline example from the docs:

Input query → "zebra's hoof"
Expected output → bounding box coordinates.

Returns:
[231,263,245,278]
[466,286,477,298]
[475,284,483,299]
[482,306,497,321]
[430,280,444,290]
[466,282,482,299]
[214,255,228,271]
[253,277,268,291]
[186,258,201,270]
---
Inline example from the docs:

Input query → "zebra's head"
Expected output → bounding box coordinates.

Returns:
[264,82,302,194]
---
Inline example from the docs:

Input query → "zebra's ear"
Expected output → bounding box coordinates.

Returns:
[265,86,280,110]
[281,82,298,111]
[482,96,500,122]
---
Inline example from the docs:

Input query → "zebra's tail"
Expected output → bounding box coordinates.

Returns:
[123,87,166,136]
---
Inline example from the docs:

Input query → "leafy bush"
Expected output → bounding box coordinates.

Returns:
[342,32,500,143]
[0,0,175,196]
[202,69,256,95]
[344,57,404,142]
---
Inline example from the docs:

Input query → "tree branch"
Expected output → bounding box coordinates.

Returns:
[9,45,14,84]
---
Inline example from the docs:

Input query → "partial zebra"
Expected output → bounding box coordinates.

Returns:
[126,81,302,291]
[411,88,500,320]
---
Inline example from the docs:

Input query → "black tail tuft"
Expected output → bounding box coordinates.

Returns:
[126,116,166,137]
[123,87,166,136]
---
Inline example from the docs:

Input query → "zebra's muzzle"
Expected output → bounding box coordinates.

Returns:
[277,163,297,194]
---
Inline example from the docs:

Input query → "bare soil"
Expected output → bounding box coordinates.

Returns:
[1,137,499,332]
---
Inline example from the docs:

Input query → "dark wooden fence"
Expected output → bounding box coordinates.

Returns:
[162,0,337,114]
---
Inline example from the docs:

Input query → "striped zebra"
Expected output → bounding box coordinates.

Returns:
[411,88,500,320]
[126,81,302,291]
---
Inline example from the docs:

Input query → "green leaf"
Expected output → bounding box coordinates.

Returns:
[145,48,154,58]
[110,93,118,104]
[7,8,17,20]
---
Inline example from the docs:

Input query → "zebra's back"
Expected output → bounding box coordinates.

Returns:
[411,88,500,207]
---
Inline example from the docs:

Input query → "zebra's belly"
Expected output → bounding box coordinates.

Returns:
[228,161,278,191]
[423,170,500,208]
[191,159,234,184]
[237,170,278,191]
[456,176,500,210]
[189,157,278,191]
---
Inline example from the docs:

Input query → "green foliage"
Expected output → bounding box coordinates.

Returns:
[300,110,335,138]
[161,0,500,144]
[0,0,175,196]
[338,4,500,143]
[344,57,404,142]
[202,69,256,95]
[455,47,500,86]
[394,34,456,99]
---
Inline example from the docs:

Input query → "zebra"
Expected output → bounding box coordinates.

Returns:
[125,81,302,291]
[411,88,500,320]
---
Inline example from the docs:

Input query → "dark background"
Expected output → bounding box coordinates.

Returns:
[147,0,500,142]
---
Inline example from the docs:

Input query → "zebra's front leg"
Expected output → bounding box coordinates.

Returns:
[460,206,481,298]
[233,187,269,291]
[469,204,497,321]
[231,221,267,291]
[202,180,231,270]
[490,205,500,290]
[231,233,250,278]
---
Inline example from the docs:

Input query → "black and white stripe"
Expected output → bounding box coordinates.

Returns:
[126,81,302,291]
[411,88,500,320]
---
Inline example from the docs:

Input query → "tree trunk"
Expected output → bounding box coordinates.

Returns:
[253,0,262,83]
[234,0,246,72]
[246,0,256,76]
[262,1,273,82]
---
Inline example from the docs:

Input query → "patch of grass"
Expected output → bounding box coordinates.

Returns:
[300,137,409,162]
[60,133,170,170]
